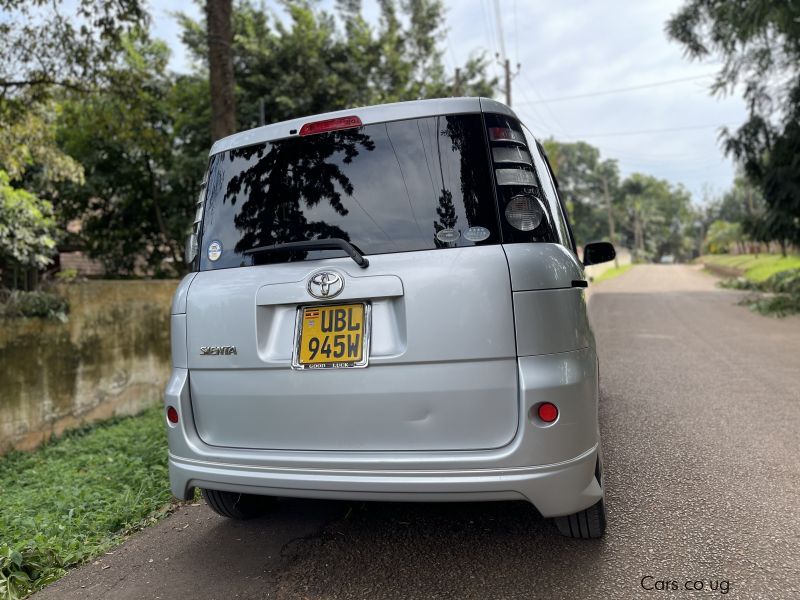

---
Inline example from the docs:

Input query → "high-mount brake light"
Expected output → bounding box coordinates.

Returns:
[299,116,363,136]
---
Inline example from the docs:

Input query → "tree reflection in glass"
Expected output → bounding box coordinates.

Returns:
[221,129,376,261]
[198,114,502,271]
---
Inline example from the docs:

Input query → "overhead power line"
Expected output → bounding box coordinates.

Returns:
[513,0,519,63]
[518,72,571,137]
[515,74,717,105]
[479,0,498,58]
[490,0,521,107]
[493,0,506,61]
[567,123,735,139]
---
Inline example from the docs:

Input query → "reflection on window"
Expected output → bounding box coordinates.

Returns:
[200,115,501,270]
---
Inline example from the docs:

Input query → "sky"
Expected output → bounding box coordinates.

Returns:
[150,0,748,204]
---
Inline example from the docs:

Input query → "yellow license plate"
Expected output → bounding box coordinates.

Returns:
[293,303,370,369]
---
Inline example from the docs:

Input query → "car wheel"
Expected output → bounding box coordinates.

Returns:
[554,458,606,538]
[554,498,607,538]
[201,488,274,520]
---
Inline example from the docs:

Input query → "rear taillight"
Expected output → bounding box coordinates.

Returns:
[299,116,363,136]
[488,126,526,144]
[167,406,179,424]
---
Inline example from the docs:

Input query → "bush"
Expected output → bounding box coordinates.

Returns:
[0,289,69,320]
[746,293,800,317]
[766,269,800,296]
[722,269,800,317]
[718,276,760,291]
[54,268,79,283]
[0,171,57,271]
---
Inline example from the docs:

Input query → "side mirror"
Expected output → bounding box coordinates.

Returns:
[185,232,198,264]
[583,241,616,266]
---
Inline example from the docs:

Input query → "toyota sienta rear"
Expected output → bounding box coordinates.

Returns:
[165,97,616,538]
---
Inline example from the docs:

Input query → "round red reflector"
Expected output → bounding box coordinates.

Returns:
[166,406,179,424]
[538,402,558,423]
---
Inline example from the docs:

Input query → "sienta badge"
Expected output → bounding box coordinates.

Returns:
[207,240,223,261]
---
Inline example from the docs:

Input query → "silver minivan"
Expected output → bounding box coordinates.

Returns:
[166,98,615,538]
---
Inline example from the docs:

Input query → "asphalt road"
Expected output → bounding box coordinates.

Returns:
[35,264,800,600]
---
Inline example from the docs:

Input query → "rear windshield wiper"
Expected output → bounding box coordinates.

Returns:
[243,238,370,268]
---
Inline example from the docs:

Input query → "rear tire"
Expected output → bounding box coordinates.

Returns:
[554,457,606,538]
[554,498,607,538]
[202,488,274,520]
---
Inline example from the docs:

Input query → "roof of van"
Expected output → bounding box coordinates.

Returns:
[209,97,519,156]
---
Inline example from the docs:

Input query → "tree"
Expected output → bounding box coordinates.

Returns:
[0,0,148,285]
[0,0,148,99]
[542,139,619,247]
[56,37,195,276]
[708,171,764,225]
[206,0,236,141]
[701,172,770,254]
[0,171,57,288]
[178,0,496,130]
[0,101,84,192]
[667,1,800,249]
[542,138,702,261]
[0,99,84,288]
[618,174,694,262]
[704,220,743,255]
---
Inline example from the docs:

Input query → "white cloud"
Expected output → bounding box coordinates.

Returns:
[447,0,747,202]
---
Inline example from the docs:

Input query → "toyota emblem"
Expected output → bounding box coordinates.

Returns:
[307,271,344,299]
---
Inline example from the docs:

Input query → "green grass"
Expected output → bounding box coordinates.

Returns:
[593,263,634,284]
[702,253,800,282]
[0,406,173,599]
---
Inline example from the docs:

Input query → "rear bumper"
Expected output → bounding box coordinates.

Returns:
[168,445,601,518]
[164,347,602,518]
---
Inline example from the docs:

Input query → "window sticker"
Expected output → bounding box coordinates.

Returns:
[435,228,460,243]
[207,240,223,261]
[464,226,490,242]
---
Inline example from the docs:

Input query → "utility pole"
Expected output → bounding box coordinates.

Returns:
[454,68,461,97]
[491,0,519,107]
[504,59,512,107]
[496,54,520,107]
[603,174,619,268]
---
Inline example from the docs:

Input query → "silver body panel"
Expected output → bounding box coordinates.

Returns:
[184,248,519,452]
[167,98,603,518]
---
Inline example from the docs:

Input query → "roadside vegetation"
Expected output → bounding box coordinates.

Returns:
[720,269,800,317]
[0,289,69,321]
[703,254,800,282]
[705,254,800,317]
[0,407,171,599]
[593,264,634,284]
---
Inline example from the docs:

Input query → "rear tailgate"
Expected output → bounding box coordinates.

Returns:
[186,247,519,451]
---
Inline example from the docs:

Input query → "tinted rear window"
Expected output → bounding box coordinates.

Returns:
[199,114,501,270]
